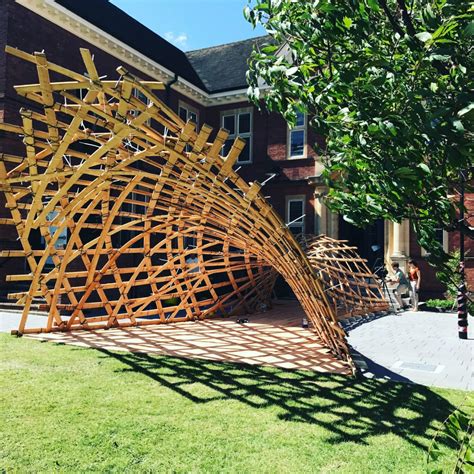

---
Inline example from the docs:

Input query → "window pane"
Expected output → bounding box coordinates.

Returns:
[223,115,235,135]
[184,236,196,248]
[289,200,303,222]
[290,130,305,157]
[295,112,305,127]
[290,225,304,236]
[237,137,250,162]
[189,111,197,124]
[435,228,444,244]
[135,90,148,104]
[179,106,188,122]
[222,139,233,156]
[238,113,251,134]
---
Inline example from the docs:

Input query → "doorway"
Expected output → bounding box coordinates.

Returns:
[338,218,385,269]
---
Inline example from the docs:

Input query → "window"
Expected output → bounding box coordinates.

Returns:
[221,108,252,164]
[286,196,305,236]
[421,228,449,256]
[179,102,199,152]
[178,102,199,127]
[132,88,151,125]
[288,112,306,159]
[41,208,68,268]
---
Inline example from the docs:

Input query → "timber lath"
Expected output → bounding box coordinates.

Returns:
[0,47,350,363]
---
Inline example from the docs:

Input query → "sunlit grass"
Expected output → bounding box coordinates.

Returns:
[0,334,470,473]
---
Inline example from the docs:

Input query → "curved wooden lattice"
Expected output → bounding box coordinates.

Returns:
[303,235,389,319]
[0,47,349,361]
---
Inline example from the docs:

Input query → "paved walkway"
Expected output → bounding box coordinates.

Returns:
[347,311,473,391]
[0,309,49,333]
[1,306,472,390]
[0,304,349,374]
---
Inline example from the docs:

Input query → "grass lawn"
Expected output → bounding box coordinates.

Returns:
[0,333,471,473]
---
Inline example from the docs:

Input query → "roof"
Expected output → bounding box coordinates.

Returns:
[54,0,206,90]
[54,0,270,94]
[186,36,272,94]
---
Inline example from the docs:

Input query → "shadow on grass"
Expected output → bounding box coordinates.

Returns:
[96,347,457,449]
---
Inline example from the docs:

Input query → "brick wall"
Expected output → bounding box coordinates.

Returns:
[0,0,203,299]
[205,101,320,231]
[0,0,317,300]
[2,0,468,302]
[409,195,474,300]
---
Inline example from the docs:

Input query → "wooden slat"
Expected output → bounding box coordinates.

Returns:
[0,46,361,369]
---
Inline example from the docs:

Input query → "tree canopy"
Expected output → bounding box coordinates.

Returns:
[245,0,473,265]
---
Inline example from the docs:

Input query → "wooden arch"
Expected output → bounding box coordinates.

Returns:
[0,47,349,362]
[302,235,389,319]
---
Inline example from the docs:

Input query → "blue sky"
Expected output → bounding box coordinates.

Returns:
[110,0,267,51]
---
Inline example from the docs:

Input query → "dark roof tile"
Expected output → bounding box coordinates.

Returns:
[186,36,271,93]
[54,0,271,94]
[55,0,207,90]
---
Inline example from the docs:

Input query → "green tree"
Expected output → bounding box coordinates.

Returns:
[245,0,473,266]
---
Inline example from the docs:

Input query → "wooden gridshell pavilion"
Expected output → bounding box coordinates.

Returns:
[0,47,386,365]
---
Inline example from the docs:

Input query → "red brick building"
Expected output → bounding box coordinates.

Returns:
[0,0,472,301]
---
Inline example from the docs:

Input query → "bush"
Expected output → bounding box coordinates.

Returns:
[427,404,473,473]
[436,250,473,315]
[425,299,456,312]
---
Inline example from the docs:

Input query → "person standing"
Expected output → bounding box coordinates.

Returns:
[408,259,421,311]
[389,263,409,310]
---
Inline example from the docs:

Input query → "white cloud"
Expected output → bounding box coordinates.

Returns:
[164,31,188,49]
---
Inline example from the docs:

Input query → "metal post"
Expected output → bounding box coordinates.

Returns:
[458,169,468,339]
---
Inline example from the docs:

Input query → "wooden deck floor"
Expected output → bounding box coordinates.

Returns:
[27,301,351,374]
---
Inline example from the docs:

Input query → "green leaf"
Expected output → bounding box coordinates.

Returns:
[415,32,433,42]
[429,54,451,62]
[429,441,442,461]
[448,413,461,430]
[343,17,353,29]
[385,122,397,136]
[243,6,252,22]
[453,120,464,132]
[418,163,430,174]
[366,0,380,12]
[458,103,474,117]
[261,44,279,54]
[285,66,299,76]
[396,167,417,180]
[254,2,270,12]
[465,21,474,36]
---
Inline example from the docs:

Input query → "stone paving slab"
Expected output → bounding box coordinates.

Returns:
[0,309,48,333]
[0,304,350,374]
[2,306,472,390]
[348,311,473,391]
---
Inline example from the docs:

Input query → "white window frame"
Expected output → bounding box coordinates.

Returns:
[421,229,449,256]
[287,112,307,159]
[178,101,199,128]
[285,195,306,235]
[221,107,253,164]
[133,88,151,125]
[178,102,199,152]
